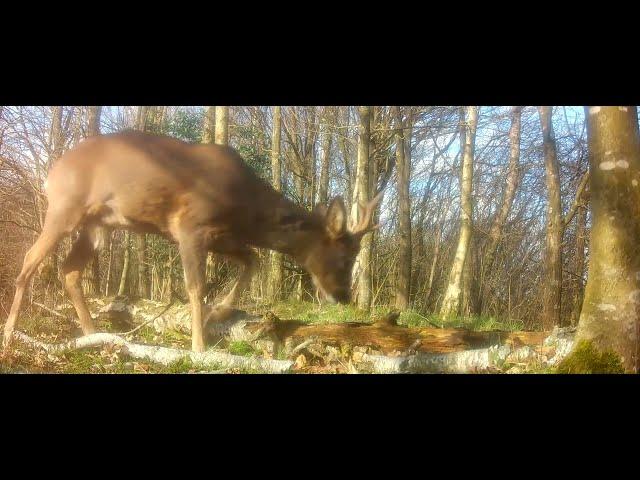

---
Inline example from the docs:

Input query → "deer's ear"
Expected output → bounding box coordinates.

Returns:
[326,197,347,238]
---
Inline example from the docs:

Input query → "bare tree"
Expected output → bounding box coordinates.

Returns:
[440,106,478,317]
[538,106,563,328]
[394,106,412,309]
[268,106,284,300]
[215,106,229,146]
[352,106,373,310]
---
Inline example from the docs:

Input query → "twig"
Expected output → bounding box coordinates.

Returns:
[33,302,68,320]
[121,297,176,336]
[289,336,318,358]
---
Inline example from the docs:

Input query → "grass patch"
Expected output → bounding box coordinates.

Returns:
[228,341,256,356]
[266,300,525,332]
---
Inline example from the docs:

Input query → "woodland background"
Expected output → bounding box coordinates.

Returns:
[0,106,590,332]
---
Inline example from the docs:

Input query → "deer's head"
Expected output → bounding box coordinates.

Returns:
[302,192,383,304]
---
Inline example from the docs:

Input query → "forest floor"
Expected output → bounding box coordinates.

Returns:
[0,298,554,374]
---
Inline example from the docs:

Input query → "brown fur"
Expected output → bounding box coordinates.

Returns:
[3,131,381,352]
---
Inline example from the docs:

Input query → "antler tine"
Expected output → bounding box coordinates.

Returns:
[352,191,384,236]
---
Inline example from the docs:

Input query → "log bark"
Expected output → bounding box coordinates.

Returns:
[13,331,293,373]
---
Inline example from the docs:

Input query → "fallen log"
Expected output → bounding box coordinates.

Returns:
[13,331,294,374]
[202,310,551,355]
[74,299,576,373]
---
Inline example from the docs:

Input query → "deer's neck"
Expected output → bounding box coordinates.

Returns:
[251,194,323,262]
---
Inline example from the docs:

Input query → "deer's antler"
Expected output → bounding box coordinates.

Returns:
[351,191,384,237]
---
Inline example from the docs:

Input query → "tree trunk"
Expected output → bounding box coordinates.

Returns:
[202,106,217,289]
[318,107,335,205]
[269,106,284,301]
[570,201,588,326]
[87,106,102,137]
[86,106,103,296]
[440,106,478,318]
[352,106,373,311]
[215,106,229,146]
[480,106,522,313]
[202,106,216,144]
[573,105,640,372]
[394,106,412,310]
[134,106,150,299]
[538,106,563,329]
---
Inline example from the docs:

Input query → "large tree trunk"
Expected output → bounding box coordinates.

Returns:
[538,106,563,329]
[480,106,522,313]
[394,106,412,310]
[352,106,373,311]
[215,106,229,146]
[268,106,284,301]
[440,106,478,317]
[573,106,640,373]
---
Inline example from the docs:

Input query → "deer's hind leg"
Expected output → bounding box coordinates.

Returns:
[60,226,103,335]
[3,207,83,347]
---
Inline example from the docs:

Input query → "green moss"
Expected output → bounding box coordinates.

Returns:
[556,340,625,374]
[228,341,256,357]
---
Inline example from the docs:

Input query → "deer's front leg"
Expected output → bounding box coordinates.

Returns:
[177,237,207,353]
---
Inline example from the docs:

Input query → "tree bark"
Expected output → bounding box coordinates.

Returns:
[538,106,563,329]
[574,105,640,372]
[394,106,412,310]
[86,106,103,295]
[202,106,216,144]
[134,106,150,299]
[570,201,588,326]
[318,107,335,205]
[352,106,373,310]
[269,106,284,301]
[440,106,478,317]
[215,106,229,146]
[480,106,522,313]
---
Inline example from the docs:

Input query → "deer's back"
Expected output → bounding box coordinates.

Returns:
[46,131,270,235]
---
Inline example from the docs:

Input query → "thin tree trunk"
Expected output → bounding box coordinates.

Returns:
[202,106,215,144]
[573,105,640,372]
[202,106,217,289]
[394,106,412,310]
[352,106,373,311]
[570,201,588,326]
[440,106,478,318]
[538,106,563,329]
[480,106,522,313]
[269,106,284,301]
[86,106,103,296]
[104,232,113,297]
[215,106,229,145]
[318,107,335,205]
[133,106,150,299]
[425,224,442,308]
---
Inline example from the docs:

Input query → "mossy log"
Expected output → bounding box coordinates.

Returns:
[205,309,550,355]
